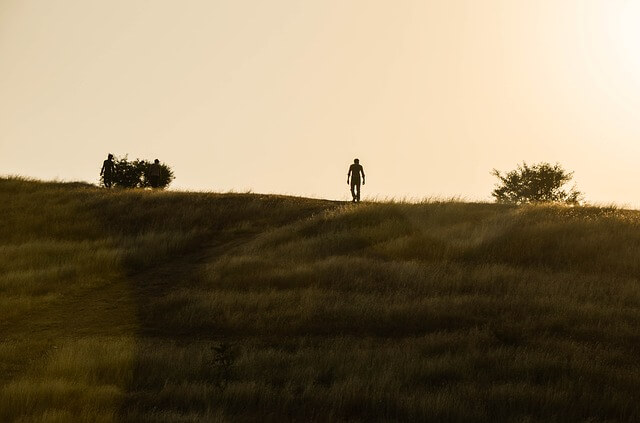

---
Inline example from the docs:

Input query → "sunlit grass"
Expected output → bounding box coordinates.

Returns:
[2,177,640,421]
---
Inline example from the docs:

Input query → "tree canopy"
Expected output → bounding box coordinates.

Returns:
[491,162,581,204]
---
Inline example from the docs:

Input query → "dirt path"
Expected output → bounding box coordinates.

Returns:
[125,231,260,337]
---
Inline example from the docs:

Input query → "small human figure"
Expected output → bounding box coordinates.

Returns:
[100,154,115,188]
[347,158,365,202]
[148,159,161,188]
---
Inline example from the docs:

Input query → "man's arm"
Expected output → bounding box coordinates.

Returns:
[347,167,351,184]
[361,167,365,185]
[100,163,104,176]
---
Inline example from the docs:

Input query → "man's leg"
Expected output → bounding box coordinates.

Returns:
[355,183,361,202]
[350,182,357,202]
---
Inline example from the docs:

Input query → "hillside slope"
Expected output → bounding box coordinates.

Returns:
[1,177,640,422]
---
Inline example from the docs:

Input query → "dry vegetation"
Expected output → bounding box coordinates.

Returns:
[1,177,640,422]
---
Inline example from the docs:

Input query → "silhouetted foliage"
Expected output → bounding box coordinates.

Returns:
[100,156,174,189]
[491,162,582,204]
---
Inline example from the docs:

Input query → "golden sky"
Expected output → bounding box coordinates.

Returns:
[2,0,640,204]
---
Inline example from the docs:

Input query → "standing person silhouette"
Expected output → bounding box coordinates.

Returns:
[347,158,365,202]
[100,154,115,188]
[148,159,162,188]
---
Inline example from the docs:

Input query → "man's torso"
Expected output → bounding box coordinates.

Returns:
[149,164,161,177]
[350,164,362,182]
[103,160,114,174]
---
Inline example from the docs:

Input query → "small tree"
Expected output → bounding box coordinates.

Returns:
[101,156,174,189]
[111,156,144,188]
[491,162,581,204]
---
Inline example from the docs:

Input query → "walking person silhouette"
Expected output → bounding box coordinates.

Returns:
[148,159,161,188]
[100,154,115,188]
[347,158,365,202]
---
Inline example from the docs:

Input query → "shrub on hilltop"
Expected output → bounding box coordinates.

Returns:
[101,156,174,189]
[491,162,582,204]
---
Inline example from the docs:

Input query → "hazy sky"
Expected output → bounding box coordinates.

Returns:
[2,1,640,204]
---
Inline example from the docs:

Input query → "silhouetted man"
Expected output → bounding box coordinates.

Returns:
[100,154,115,188]
[347,158,365,202]
[148,159,161,188]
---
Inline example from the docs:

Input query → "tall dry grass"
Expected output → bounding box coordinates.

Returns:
[2,177,640,421]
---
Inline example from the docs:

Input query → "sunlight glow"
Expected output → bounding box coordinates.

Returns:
[4,1,640,206]
[613,1,640,75]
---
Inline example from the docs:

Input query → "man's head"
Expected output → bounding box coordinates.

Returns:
[354,158,359,164]
[154,159,159,164]
[108,154,113,160]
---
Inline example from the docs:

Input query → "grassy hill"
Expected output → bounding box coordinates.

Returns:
[1,177,640,422]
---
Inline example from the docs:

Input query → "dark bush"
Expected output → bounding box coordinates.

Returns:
[491,162,582,204]
[101,156,174,189]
